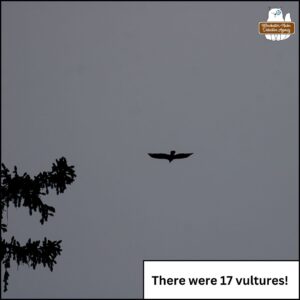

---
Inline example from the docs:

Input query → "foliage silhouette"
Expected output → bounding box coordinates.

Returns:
[0,157,76,292]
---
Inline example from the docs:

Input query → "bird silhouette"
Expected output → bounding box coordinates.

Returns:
[148,150,193,163]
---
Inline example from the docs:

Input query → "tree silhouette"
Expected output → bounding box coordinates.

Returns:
[0,157,76,292]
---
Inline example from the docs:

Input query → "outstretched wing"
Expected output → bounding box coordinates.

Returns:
[173,153,193,159]
[148,153,170,160]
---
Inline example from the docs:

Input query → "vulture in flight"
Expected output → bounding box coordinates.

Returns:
[148,150,193,163]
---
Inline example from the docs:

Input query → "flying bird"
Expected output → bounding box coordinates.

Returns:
[148,150,193,163]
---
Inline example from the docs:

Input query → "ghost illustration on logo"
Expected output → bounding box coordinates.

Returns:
[265,8,292,41]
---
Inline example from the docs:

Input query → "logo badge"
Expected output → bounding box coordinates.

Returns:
[258,8,295,41]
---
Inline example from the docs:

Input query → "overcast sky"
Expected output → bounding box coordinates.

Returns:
[2,2,299,298]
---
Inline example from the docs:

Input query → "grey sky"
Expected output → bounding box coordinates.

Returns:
[1,2,299,298]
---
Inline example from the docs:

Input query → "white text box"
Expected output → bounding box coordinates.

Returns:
[144,261,299,299]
